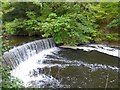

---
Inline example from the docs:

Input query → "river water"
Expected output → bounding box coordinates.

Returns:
[3,36,120,88]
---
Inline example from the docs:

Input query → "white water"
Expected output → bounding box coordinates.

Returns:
[11,44,119,87]
[11,47,61,87]
[61,44,120,58]
[79,44,119,58]
[3,38,55,69]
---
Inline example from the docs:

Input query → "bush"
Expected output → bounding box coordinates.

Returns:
[1,36,24,89]
[104,33,119,41]
[41,13,98,45]
[1,67,24,89]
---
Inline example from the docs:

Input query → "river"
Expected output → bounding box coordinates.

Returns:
[2,36,120,88]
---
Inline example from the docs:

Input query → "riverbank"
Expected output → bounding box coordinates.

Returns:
[2,35,120,46]
[60,44,120,58]
[96,40,120,48]
[3,38,119,88]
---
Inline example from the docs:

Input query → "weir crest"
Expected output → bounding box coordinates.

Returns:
[3,38,56,69]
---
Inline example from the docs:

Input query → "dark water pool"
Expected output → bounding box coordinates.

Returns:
[3,36,119,88]
[36,48,119,88]
[12,47,119,88]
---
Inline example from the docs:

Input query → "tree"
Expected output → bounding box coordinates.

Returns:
[2,2,120,45]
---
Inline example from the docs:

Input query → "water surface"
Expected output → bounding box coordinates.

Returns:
[3,36,119,88]
[11,47,119,88]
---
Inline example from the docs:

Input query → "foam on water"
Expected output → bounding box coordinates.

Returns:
[10,44,119,87]
[61,44,119,58]
[78,44,119,58]
[11,47,61,87]
[3,38,56,69]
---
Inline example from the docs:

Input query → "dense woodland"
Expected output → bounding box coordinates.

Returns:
[1,1,120,88]
[2,2,120,45]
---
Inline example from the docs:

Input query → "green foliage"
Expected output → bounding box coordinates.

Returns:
[90,2,118,23]
[2,2,120,45]
[41,13,98,45]
[104,33,119,41]
[1,36,23,89]
[1,2,120,88]
[4,19,23,34]
[107,19,120,29]
[107,2,120,30]
[4,12,41,35]
[1,67,24,89]
[2,2,42,22]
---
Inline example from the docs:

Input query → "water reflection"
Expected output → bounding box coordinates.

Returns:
[2,36,42,47]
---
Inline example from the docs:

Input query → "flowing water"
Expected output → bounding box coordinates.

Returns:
[2,36,120,88]
[3,38,55,69]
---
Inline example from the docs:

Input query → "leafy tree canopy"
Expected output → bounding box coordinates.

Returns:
[2,2,120,45]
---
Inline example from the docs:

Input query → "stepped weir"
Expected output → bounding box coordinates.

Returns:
[3,38,56,69]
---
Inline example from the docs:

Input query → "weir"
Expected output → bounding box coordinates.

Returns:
[2,37,119,88]
[2,38,56,69]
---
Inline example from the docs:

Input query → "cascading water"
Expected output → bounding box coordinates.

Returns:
[10,45,119,88]
[2,38,119,88]
[3,38,55,69]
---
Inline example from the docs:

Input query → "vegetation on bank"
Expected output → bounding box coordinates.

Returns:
[2,2,120,45]
[0,1,120,89]
[0,66,24,89]
[0,36,24,88]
